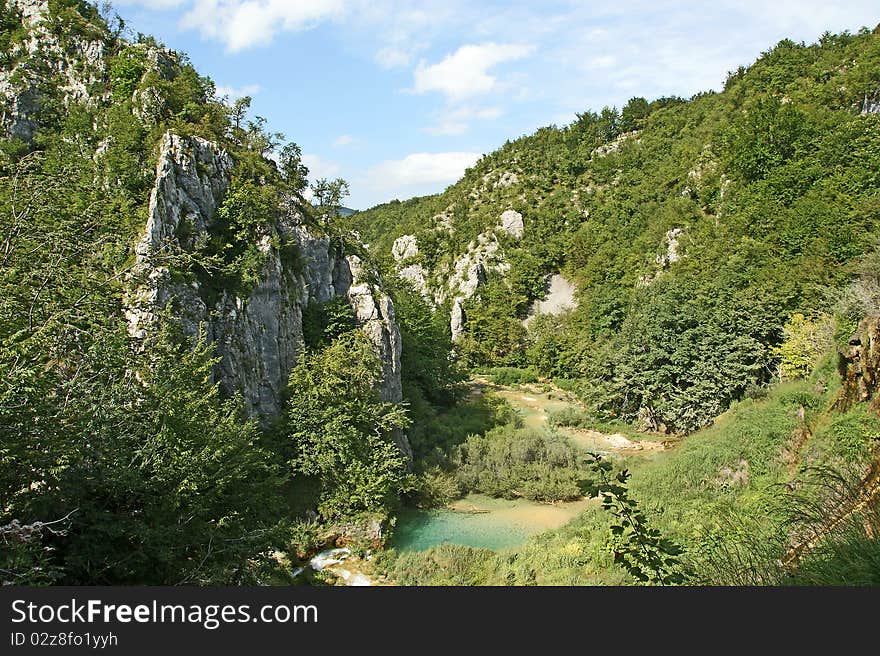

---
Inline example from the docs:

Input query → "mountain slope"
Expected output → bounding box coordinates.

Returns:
[351,27,880,434]
[0,0,413,584]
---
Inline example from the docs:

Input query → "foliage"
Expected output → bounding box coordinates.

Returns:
[310,177,350,226]
[586,453,687,584]
[454,427,586,502]
[353,28,880,434]
[285,331,411,521]
[388,543,495,586]
[773,312,835,380]
[407,467,462,508]
[107,45,147,101]
[0,1,358,584]
[481,366,539,386]
[301,295,357,350]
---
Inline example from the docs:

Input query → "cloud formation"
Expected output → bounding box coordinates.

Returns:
[214,83,261,101]
[363,151,481,192]
[424,106,503,136]
[178,0,345,52]
[302,153,341,180]
[412,42,535,102]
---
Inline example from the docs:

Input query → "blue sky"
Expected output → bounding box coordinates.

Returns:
[111,1,879,209]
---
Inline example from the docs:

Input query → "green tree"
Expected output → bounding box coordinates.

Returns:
[310,177,350,226]
[285,332,411,520]
[278,142,309,194]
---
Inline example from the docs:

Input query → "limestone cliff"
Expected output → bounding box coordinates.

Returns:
[127,132,407,453]
[390,208,523,340]
[0,0,109,142]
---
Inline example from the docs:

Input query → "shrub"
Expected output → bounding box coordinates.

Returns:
[454,427,586,502]
[485,366,540,386]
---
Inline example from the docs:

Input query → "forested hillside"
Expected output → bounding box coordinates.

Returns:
[0,0,436,585]
[3,0,880,587]
[349,26,880,585]
[352,28,880,434]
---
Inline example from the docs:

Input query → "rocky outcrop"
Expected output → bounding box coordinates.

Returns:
[128,132,407,449]
[450,298,466,341]
[498,209,524,238]
[837,315,880,413]
[658,228,684,266]
[0,0,108,142]
[637,227,686,287]
[523,274,578,327]
[391,234,419,261]
[390,227,513,341]
[346,255,403,405]
[591,130,640,158]
[861,90,880,115]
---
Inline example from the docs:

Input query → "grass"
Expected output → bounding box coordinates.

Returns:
[386,368,880,584]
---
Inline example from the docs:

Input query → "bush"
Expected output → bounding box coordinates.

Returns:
[389,544,494,585]
[547,406,595,429]
[454,427,586,502]
[773,313,835,380]
[484,366,540,386]
[407,467,462,508]
[285,332,411,521]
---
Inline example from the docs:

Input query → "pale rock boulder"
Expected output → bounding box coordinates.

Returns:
[523,274,578,327]
[391,235,430,301]
[450,298,466,342]
[391,234,419,262]
[398,264,430,300]
[345,255,403,405]
[657,228,684,266]
[498,209,524,238]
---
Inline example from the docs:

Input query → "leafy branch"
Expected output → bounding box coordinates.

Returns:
[586,452,688,584]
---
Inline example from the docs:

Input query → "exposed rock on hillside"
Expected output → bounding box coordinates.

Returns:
[837,315,880,413]
[0,0,108,142]
[128,132,406,440]
[524,274,578,327]
[637,227,686,286]
[591,130,640,158]
[391,228,513,340]
[498,209,524,238]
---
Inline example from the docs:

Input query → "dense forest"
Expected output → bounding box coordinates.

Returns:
[2,0,880,586]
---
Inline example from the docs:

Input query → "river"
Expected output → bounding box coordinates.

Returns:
[392,379,669,552]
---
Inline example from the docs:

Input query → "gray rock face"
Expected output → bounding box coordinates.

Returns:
[450,298,466,342]
[1,0,108,142]
[498,209,524,238]
[523,274,578,327]
[861,91,880,115]
[128,132,407,447]
[390,228,512,341]
[441,232,509,340]
[391,234,419,262]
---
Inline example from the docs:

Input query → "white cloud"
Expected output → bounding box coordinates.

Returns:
[586,55,615,70]
[424,106,502,136]
[332,134,354,147]
[412,42,535,102]
[364,151,481,191]
[302,153,341,180]
[214,83,261,100]
[375,46,412,69]
[179,0,346,52]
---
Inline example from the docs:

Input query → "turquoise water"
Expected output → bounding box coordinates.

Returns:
[391,494,590,552]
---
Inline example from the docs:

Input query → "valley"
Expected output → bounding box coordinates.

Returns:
[2,0,880,587]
